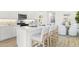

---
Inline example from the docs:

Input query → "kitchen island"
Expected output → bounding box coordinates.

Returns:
[17,26,43,47]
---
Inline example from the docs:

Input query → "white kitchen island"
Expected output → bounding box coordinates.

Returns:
[16,26,42,47]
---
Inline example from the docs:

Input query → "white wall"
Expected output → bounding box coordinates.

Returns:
[0,11,17,19]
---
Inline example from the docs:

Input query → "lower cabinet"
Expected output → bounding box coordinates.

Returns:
[0,25,16,41]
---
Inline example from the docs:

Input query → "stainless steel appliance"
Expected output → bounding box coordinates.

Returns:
[17,14,37,27]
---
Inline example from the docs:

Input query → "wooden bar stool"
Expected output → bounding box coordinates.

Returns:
[49,25,58,47]
[32,26,50,47]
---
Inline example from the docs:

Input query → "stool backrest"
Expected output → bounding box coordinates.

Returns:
[41,25,50,40]
[49,24,54,32]
[58,25,66,34]
[49,24,58,32]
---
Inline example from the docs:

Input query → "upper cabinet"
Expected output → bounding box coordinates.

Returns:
[0,11,17,19]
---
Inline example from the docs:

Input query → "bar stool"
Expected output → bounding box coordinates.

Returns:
[49,24,58,47]
[58,25,66,35]
[32,26,50,47]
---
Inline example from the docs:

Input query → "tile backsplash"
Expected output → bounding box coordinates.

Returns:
[0,19,17,25]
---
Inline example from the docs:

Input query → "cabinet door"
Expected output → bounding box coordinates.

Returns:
[3,26,10,39]
[0,26,4,41]
[0,26,9,41]
[7,25,16,38]
[17,28,23,47]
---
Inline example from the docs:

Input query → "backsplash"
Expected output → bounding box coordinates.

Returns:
[0,19,17,25]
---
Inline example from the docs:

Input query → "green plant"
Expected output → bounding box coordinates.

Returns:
[75,11,79,23]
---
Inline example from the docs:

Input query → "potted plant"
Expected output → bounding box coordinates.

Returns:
[75,11,79,29]
[62,14,71,35]
[62,20,71,35]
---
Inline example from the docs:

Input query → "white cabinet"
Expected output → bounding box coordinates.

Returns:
[17,27,32,47]
[0,25,16,41]
[8,25,16,38]
[17,28,27,47]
